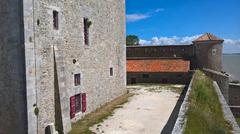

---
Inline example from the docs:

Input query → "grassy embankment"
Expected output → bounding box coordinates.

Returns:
[69,92,134,134]
[184,70,232,134]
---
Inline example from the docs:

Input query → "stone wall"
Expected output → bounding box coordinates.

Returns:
[213,82,240,134]
[229,83,240,106]
[194,42,223,72]
[203,68,229,103]
[0,0,28,133]
[127,45,194,59]
[229,83,240,116]
[172,76,240,134]
[127,72,191,84]
[29,0,126,133]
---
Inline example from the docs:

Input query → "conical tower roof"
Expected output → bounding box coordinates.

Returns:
[193,33,224,43]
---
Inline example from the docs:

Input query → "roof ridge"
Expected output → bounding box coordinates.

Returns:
[193,33,224,43]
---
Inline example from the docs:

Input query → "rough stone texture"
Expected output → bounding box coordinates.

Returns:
[62,0,126,128]
[33,0,126,133]
[1,0,126,133]
[194,42,223,72]
[127,45,195,59]
[229,83,240,106]
[203,68,230,103]
[229,83,240,117]
[0,0,28,134]
[23,0,38,133]
[213,82,240,134]
[171,76,194,134]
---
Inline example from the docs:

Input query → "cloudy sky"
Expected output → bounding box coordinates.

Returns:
[126,0,240,53]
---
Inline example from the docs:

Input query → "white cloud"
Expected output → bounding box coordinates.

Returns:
[140,35,240,53]
[139,39,151,45]
[126,14,150,22]
[126,8,164,22]
[223,39,240,53]
[224,39,240,46]
[140,35,202,45]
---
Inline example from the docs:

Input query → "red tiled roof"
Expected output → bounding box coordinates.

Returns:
[193,33,224,43]
[127,59,190,73]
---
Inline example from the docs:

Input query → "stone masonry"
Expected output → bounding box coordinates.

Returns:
[0,0,126,134]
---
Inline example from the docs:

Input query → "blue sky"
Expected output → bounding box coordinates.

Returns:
[126,0,240,53]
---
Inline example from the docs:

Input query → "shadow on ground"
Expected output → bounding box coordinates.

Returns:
[161,84,189,134]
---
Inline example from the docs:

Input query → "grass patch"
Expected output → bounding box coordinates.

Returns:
[69,92,134,134]
[236,117,240,126]
[184,70,232,134]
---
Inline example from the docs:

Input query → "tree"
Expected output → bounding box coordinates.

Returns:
[126,35,139,46]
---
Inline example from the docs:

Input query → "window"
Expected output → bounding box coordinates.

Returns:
[74,74,81,86]
[53,10,59,30]
[142,74,149,79]
[70,93,87,119]
[75,94,81,113]
[212,49,217,56]
[84,18,90,45]
[110,68,113,76]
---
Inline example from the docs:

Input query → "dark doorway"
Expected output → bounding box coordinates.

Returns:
[131,78,137,84]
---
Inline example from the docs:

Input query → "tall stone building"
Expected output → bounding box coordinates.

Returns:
[0,0,126,134]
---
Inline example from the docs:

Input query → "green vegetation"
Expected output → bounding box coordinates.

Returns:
[184,70,232,134]
[236,117,240,126]
[69,92,134,134]
[126,35,139,46]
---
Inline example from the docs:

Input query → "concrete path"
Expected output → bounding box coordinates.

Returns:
[90,85,183,134]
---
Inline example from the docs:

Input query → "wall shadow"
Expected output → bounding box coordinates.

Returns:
[161,84,189,134]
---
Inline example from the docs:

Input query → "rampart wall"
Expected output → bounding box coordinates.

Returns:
[203,68,230,103]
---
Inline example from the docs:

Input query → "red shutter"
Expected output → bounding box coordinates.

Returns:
[70,96,76,119]
[82,93,87,113]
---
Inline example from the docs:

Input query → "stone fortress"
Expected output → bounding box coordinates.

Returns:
[127,33,240,124]
[0,0,240,134]
[0,0,125,134]
[127,33,223,84]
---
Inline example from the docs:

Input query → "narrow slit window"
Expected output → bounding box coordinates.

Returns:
[74,74,81,86]
[53,10,59,30]
[110,68,113,76]
[84,18,90,45]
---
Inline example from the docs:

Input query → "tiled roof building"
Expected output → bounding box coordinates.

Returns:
[127,33,224,84]
[127,59,190,73]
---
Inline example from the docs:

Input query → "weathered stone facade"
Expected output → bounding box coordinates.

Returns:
[1,0,126,134]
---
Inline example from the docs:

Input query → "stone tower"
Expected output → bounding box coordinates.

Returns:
[193,33,224,71]
[0,0,126,134]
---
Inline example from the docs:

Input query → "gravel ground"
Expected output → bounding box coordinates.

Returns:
[90,85,183,134]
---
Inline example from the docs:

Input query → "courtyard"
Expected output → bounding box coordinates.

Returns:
[89,84,185,134]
